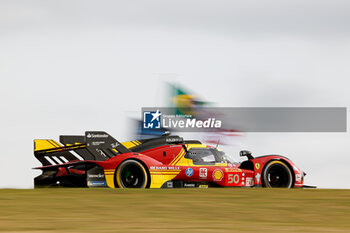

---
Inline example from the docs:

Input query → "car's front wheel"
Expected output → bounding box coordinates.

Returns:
[115,160,148,188]
[262,160,293,188]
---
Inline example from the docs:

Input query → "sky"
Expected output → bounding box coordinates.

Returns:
[0,0,349,188]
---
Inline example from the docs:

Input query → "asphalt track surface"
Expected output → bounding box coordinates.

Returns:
[0,188,349,232]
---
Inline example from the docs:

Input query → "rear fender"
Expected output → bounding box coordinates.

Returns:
[93,153,164,188]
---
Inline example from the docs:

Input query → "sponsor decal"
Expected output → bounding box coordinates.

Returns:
[96,148,108,158]
[87,181,107,187]
[245,177,253,186]
[199,168,207,179]
[143,110,162,129]
[184,183,196,188]
[87,174,105,178]
[87,133,109,138]
[225,168,242,172]
[150,166,180,170]
[150,166,167,170]
[255,173,261,184]
[92,141,105,146]
[165,137,183,143]
[111,142,120,148]
[212,169,224,181]
[185,168,194,177]
[255,163,260,170]
[166,182,173,188]
[296,174,302,182]
[199,185,208,188]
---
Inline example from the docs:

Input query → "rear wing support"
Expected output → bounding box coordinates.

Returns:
[34,131,131,166]
[84,131,131,159]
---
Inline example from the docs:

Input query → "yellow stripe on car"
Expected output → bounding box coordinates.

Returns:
[169,148,185,165]
[34,139,61,151]
[104,169,115,188]
[150,172,180,188]
[122,141,137,149]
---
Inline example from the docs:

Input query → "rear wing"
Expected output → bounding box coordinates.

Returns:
[34,131,130,166]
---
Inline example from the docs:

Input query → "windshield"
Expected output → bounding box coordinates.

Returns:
[185,148,233,165]
[215,150,234,164]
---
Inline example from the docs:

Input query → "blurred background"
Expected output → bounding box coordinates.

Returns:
[0,0,349,188]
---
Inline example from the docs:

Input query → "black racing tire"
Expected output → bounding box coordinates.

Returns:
[262,160,293,188]
[115,160,148,188]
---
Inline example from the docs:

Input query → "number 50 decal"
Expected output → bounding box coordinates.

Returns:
[228,174,240,184]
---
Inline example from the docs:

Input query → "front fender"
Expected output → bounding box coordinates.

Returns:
[249,155,303,187]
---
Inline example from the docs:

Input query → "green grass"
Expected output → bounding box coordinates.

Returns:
[0,188,349,232]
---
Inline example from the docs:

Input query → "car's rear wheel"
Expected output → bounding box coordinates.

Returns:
[262,160,293,188]
[116,160,148,188]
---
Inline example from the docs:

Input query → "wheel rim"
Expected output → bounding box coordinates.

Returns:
[266,163,291,188]
[120,163,146,188]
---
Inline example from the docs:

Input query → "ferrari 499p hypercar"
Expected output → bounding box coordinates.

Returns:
[34,131,308,188]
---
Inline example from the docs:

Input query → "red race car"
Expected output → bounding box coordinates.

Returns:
[34,131,308,188]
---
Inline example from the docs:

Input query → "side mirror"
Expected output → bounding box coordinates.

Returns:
[239,150,254,160]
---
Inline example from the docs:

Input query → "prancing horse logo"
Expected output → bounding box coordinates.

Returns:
[255,163,260,170]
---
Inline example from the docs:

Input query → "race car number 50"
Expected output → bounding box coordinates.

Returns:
[228,174,239,184]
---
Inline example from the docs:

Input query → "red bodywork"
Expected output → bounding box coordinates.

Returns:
[51,147,302,188]
[34,134,305,188]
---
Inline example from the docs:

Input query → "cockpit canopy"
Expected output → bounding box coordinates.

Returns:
[184,148,233,165]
